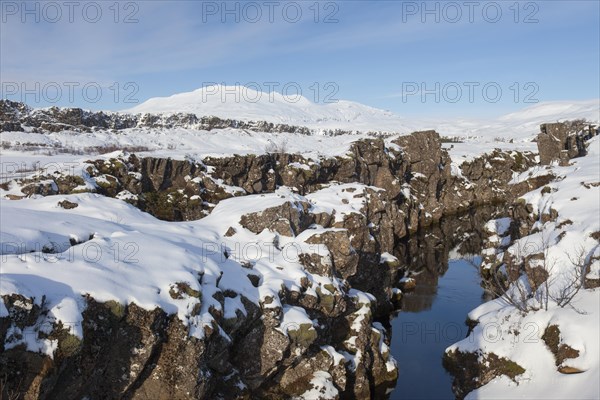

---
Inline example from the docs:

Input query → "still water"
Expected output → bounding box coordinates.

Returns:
[387,207,501,399]
[390,259,485,399]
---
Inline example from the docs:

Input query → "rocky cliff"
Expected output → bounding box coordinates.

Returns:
[537,121,597,166]
[444,128,600,399]
[0,104,567,400]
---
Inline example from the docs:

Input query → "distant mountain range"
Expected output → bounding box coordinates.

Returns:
[127,85,599,138]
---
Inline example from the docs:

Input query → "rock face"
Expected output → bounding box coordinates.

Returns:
[0,188,401,399]
[444,133,600,399]
[1,102,570,399]
[3,130,542,229]
[443,350,525,399]
[200,133,541,229]
[1,131,554,398]
[537,122,597,165]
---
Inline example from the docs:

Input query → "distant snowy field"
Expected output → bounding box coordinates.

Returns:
[2,86,598,166]
[127,85,599,138]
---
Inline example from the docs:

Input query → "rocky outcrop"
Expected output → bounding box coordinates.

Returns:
[86,155,228,221]
[443,350,525,399]
[204,132,541,233]
[541,325,582,374]
[537,121,597,165]
[0,187,402,399]
[2,101,573,399]
[445,133,600,398]
[3,130,544,230]
[0,180,524,399]
[2,148,525,399]
[0,292,395,399]
[0,100,387,136]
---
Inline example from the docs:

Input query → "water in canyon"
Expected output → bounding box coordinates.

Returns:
[388,207,502,399]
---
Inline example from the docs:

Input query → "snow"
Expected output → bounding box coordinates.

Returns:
[509,163,551,185]
[127,85,599,140]
[306,183,379,223]
[279,305,315,335]
[380,252,398,264]
[116,190,137,201]
[447,136,600,399]
[127,84,417,133]
[5,325,58,357]
[1,90,599,396]
[0,127,383,162]
[455,290,600,400]
[0,183,386,355]
[484,217,512,236]
[2,91,598,167]
[298,371,339,400]
[320,345,346,366]
[288,162,311,171]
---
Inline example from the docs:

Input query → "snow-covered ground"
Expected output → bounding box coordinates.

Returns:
[127,85,599,139]
[127,85,418,133]
[0,183,375,359]
[0,128,390,161]
[2,88,597,167]
[447,137,600,399]
[1,91,599,398]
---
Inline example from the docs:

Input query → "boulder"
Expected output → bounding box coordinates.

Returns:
[537,122,590,166]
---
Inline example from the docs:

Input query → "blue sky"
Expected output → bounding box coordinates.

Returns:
[1,0,599,117]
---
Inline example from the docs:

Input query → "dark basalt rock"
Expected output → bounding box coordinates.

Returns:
[6,128,545,231]
[443,350,525,400]
[537,122,598,166]
[57,199,78,209]
[3,100,579,400]
[1,181,402,399]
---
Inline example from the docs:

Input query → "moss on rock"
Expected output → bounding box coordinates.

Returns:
[443,349,525,399]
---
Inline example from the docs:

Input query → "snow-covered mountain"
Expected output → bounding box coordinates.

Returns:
[126,85,417,133]
[127,85,599,138]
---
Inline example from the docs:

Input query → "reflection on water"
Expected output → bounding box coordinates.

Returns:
[391,260,484,400]
[387,206,504,400]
